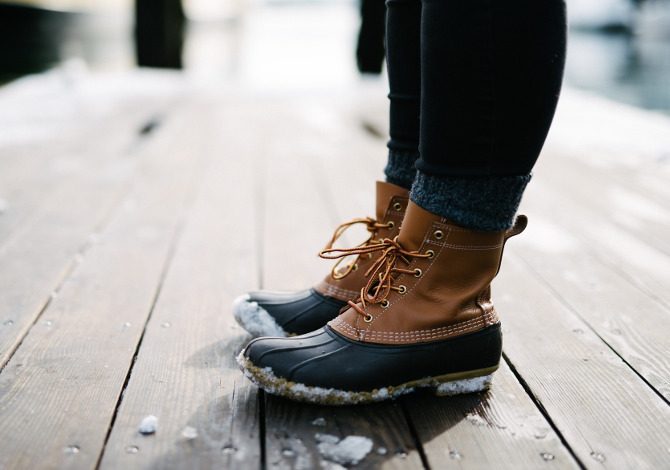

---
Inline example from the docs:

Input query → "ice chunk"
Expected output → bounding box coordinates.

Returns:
[316,435,373,466]
[138,415,158,435]
[181,426,198,440]
[232,295,286,337]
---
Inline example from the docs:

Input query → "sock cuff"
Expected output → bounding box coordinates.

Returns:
[410,171,531,231]
[384,150,418,190]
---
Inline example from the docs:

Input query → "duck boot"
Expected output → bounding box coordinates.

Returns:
[237,201,527,405]
[232,181,409,337]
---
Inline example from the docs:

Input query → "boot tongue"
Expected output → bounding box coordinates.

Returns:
[375,181,409,220]
[397,201,441,251]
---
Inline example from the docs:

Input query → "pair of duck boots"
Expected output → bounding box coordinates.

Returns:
[234,181,526,405]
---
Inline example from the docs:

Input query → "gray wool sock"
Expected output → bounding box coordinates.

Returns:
[384,150,419,190]
[410,171,531,231]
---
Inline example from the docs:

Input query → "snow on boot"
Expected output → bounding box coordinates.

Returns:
[237,201,527,405]
[232,181,409,337]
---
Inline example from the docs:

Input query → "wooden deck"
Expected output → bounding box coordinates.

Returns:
[0,69,669,470]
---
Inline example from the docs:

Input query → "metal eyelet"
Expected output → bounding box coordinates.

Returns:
[387,221,395,229]
[352,263,359,271]
[364,314,374,323]
[381,299,390,308]
[398,285,407,294]
[433,230,444,240]
[414,268,423,278]
[393,202,402,211]
[426,249,435,259]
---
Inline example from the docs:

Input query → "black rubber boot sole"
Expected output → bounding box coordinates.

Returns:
[237,323,502,405]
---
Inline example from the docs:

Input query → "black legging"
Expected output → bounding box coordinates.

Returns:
[386,0,567,177]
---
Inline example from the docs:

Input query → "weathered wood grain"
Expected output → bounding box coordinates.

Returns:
[537,148,670,258]
[99,98,263,470]
[496,254,670,469]
[509,206,670,402]
[525,166,670,309]
[0,98,163,246]
[0,75,179,369]
[0,99,204,470]
[404,361,579,469]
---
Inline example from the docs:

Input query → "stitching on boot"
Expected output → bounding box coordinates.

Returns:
[333,311,499,343]
[362,223,451,337]
[319,283,359,301]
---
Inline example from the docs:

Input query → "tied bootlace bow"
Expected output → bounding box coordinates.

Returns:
[320,217,395,280]
[320,236,432,322]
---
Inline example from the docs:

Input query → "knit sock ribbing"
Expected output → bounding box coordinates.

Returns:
[410,171,531,231]
[384,150,418,190]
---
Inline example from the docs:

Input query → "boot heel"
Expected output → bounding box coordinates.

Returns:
[434,374,493,397]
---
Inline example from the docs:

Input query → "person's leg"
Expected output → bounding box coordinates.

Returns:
[412,0,567,231]
[239,1,568,405]
[383,0,422,190]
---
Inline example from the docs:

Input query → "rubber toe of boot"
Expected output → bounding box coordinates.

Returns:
[232,289,347,337]
[237,324,503,405]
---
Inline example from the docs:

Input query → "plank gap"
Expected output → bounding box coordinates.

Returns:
[399,401,431,470]
[501,352,586,470]
[0,193,127,371]
[137,115,163,137]
[259,390,267,470]
[95,189,195,469]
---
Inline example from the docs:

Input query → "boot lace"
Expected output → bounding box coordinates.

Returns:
[320,237,432,321]
[319,217,393,280]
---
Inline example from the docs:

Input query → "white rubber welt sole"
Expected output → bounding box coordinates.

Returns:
[237,352,496,406]
[232,294,287,338]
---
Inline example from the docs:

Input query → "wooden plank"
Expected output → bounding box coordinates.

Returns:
[265,397,423,469]
[518,163,670,308]
[259,102,341,290]
[510,209,670,401]
[308,96,581,469]
[0,75,180,369]
[0,99,162,246]
[259,102,424,469]
[0,99,205,470]
[99,97,262,469]
[537,149,670,257]
[0,71,179,246]
[496,254,670,469]
[404,361,579,469]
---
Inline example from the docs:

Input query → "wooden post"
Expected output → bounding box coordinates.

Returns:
[356,0,386,74]
[135,0,185,68]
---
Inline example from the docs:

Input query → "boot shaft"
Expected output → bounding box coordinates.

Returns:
[330,201,527,344]
[315,181,409,301]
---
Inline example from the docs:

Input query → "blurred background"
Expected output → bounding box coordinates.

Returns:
[0,0,669,112]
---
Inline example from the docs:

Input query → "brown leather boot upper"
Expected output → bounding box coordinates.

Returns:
[329,201,527,344]
[314,181,409,301]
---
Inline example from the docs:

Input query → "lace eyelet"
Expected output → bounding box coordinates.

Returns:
[414,268,423,278]
[433,230,444,240]
[393,202,402,211]
[381,299,390,308]
[352,263,359,271]
[398,285,407,294]
[426,249,435,259]
[387,221,395,229]
[364,314,374,323]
